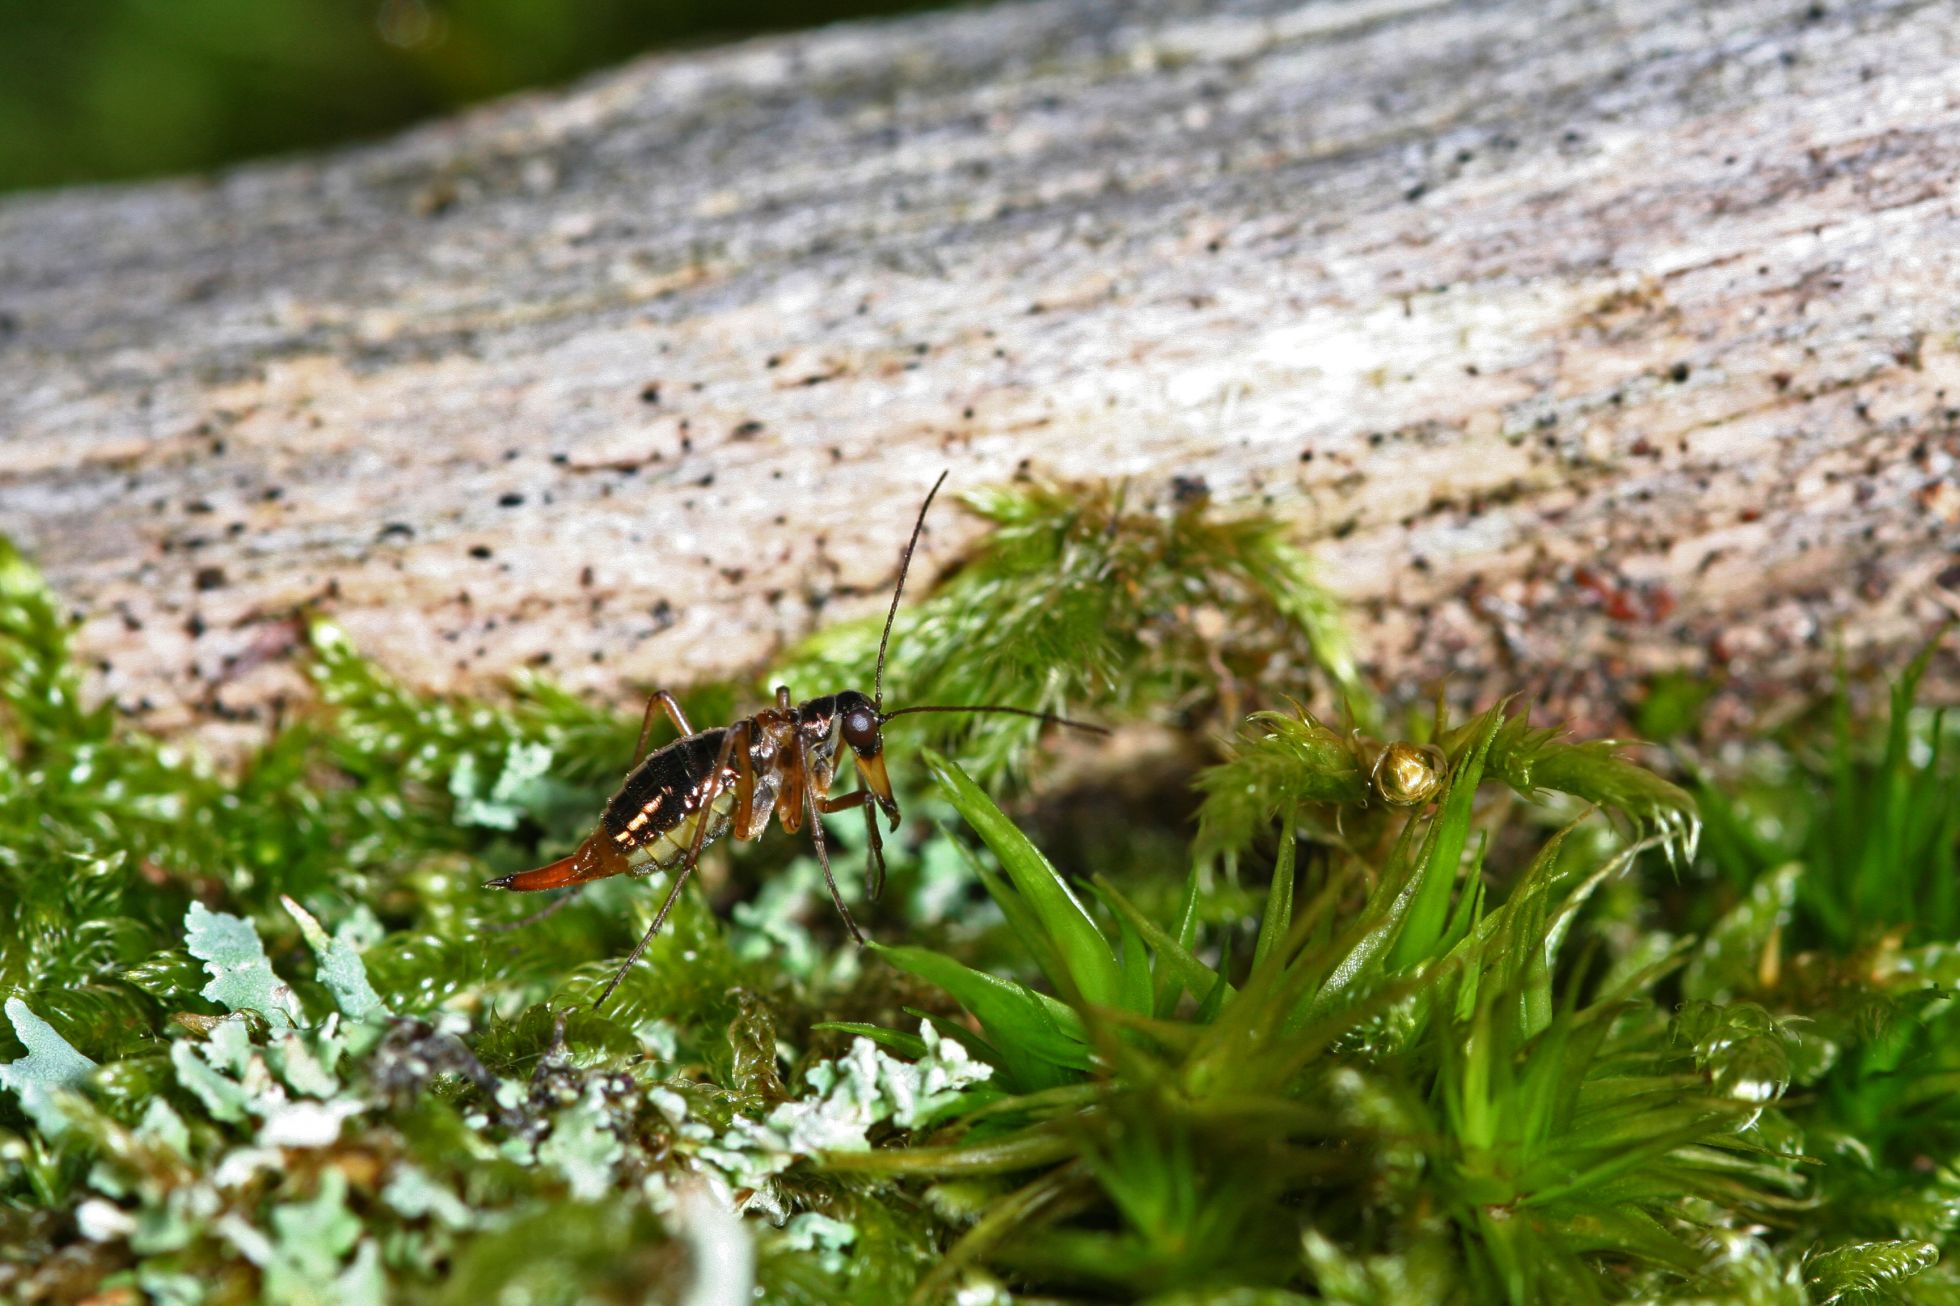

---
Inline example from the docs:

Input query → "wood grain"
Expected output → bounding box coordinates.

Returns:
[2,0,1956,755]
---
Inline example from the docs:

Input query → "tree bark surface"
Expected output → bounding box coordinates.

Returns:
[3,0,1957,754]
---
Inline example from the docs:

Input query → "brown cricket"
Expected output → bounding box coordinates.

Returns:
[485,471,1100,1008]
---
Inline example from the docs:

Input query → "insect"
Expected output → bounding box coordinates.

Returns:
[485,472,1102,1009]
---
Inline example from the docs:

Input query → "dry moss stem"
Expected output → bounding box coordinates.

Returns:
[2,0,1956,755]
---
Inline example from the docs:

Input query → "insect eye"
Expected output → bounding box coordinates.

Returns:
[842,708,880,753]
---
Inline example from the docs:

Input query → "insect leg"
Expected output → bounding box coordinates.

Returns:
[632,690,694,767]
[806,754,867,944]
[864,798,886,902]
[730,725,758,836]
[815,788,887,902]
[593,722,748,1010]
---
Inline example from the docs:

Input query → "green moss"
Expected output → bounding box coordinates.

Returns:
[774,478,1365,780]
[1,511,1956,1306]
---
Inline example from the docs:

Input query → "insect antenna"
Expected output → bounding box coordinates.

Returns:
[867,472,1106,740]
[873,468,949,714]
[879,703,1108,735]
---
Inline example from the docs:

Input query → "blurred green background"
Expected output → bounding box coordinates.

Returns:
[0,0,955,194]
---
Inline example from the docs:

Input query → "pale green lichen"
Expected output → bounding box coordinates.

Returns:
[168,992,364,1148]
[281,895,387,1022]
[775,1211,858,1274]
[382,1163,477,1231]
[0,997,95,1136]
[186,901,302,1027]
[449,740,559,830]
[535,1081,626,1201]
[668,1023,991,1207]
[217,1169,385,1306]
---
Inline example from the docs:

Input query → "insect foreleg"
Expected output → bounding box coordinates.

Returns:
[731,729,758,837]
[864,798,886,902]
[805,755,867,945]
[815,788,888,902]
[632,690,694,767]
[593,721,749,1010]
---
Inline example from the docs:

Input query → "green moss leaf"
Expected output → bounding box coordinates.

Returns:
[1483,715,1700,865]
[771,481,1366,781]
[1683,862,1802,1001]
[1386,705,1503,973]
[872,943,1089,1089]
[1193,709,1370,863]
[1805,1239,1940,1303]
[924,749,1121,1009]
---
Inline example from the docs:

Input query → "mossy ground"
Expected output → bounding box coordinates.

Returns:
[1,487,1956,1305]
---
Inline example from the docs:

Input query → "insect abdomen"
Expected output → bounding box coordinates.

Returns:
[602,731,741,872]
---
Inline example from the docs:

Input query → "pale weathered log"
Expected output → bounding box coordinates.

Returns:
[1,0,1956,757]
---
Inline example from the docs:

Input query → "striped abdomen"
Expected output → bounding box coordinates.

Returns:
[602,729,778,872]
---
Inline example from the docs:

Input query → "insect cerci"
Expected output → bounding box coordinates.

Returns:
[485,471,1102,1008]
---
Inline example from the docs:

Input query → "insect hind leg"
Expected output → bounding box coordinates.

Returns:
[632,690,694,767]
